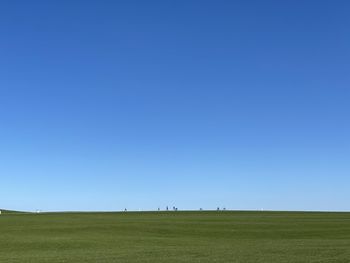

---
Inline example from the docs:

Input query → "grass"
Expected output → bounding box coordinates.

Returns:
[0,209,24,214]
[0,211,350,262]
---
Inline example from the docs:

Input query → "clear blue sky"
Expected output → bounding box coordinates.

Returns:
[0,1,349,212]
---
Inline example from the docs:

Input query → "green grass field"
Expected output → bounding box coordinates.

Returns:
[1,211,350,262]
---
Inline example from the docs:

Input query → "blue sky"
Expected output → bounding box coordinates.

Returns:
[0,1,349,212]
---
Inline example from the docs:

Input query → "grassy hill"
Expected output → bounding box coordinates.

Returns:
[0,209,24,214]
[0,211,349,262]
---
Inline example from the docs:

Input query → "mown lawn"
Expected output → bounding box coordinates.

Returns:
[0,211,349,262]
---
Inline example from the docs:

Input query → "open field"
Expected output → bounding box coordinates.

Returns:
[0,211,350,262]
